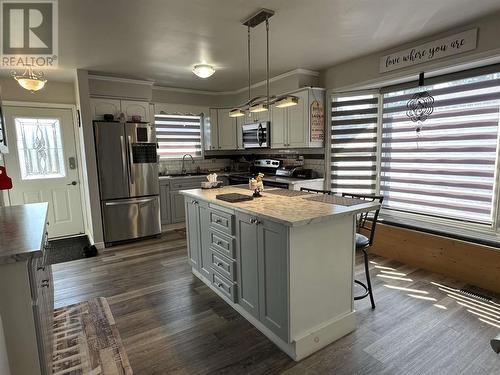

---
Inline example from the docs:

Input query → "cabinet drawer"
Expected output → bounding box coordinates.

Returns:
[209,209,234,235]
[211,251,236,281]
[209,229,235,259]
[170,178,206,190]
[211,272,237,302]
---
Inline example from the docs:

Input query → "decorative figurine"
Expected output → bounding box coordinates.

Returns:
[249,173,264,197]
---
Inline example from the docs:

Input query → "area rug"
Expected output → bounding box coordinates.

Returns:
[52,297,133,375]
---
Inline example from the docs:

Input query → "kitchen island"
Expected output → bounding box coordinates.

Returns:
[180,186,379,361]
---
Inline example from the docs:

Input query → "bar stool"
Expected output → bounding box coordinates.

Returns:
[300,187,333,195]
[342,193,384,309]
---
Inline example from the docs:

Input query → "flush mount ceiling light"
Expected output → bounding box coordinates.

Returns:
[192,64,215,78]
[275,95,299,108]
[229,108,246,118]
[12,66,47,92]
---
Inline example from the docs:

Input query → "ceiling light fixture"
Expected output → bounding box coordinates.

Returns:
[249,103,268,113]
[192,64,215,78]
[228,10,297,117]
[12,66,47,92]
[275,95,299,108]
[229,108,246,118]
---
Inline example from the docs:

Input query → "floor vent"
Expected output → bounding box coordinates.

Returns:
[458,288,493,302]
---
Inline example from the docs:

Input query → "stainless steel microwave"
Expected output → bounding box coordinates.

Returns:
[242,121,270,149]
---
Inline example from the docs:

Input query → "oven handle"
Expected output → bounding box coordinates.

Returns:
[257,124,263,146]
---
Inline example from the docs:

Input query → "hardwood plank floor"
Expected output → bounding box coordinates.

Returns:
[52,228,500,374]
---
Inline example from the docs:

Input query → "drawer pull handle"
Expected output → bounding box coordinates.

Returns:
[37,266,45,271]
[216,283,223,288]
[216,262,223,267]
[217,241,222,246]
[250,218,261,225]
[41,280,49,288]
[215,218,222,224]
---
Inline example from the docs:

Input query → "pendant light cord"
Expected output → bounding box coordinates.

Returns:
[266,17,270,107]
[248,25,251,105]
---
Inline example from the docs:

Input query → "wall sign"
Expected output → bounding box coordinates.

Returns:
[380,29,478,73]
[310,100,324,142]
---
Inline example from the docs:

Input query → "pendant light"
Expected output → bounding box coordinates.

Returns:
[12,66,46,92]
[275,96,299,108]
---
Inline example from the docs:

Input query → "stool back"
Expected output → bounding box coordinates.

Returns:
[342,193,384,246]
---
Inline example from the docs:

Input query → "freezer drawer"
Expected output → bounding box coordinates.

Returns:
[102,196,161,243]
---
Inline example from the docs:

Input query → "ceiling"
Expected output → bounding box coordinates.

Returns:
[23,0,500,91]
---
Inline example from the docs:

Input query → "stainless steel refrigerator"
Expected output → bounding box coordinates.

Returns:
[94,121,161,245]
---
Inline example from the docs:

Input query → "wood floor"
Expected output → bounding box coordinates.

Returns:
[52,228,500,374]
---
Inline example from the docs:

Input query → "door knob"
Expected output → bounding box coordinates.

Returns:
[67,181,77,186]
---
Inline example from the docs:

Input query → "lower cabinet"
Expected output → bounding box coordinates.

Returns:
[185,199,212,279]
[185,197,289,342]
[236,212,289,341]
[171,191,186,223]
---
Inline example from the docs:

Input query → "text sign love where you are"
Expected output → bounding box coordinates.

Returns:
[380,29,478,73]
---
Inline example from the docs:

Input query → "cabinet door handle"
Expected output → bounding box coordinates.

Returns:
[250,218,261,225]
[37,266,45,271]
[41,280,50,287]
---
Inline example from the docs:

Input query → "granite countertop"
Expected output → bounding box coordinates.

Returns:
[159,172,324,184]
[180,186,378,227]
[0,203,48,264]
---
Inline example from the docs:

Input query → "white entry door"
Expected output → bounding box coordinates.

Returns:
[2,106,85,238]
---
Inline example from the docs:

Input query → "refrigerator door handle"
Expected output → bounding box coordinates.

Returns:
[120,135,128,182]
[127,135,134,185]
[104,197,157,206]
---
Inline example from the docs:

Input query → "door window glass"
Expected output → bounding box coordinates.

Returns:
[15,117,66,180]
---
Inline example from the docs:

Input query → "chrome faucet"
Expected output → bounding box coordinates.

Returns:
[181,154,195,174]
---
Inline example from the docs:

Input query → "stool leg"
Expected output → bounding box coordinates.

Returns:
[363,248,376,309]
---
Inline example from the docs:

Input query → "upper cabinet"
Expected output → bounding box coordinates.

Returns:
[205,108,242,151]
[271,88,324,149]
[205,88,324,151]
[90,98,152,122]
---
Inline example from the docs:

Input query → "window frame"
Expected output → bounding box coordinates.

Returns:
[154,112,205,161]
[328,67,500,242]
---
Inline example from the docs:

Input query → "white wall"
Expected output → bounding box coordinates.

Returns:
[320,11,500,91]
[0,77,75,103]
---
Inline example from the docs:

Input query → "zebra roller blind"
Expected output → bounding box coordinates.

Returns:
[381,72,500,224]
[154,114,203,159]
[331,93,379,194]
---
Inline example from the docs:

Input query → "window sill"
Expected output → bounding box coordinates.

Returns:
[378,211,500,249]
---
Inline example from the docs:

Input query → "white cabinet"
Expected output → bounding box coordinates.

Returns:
[90,98,152,122]
[205,108,241,150]
[271,88,324,149]
[217,109,237,150]
[121,100,151,122]
[90,98,121,120]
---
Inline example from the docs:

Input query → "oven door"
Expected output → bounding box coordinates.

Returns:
[243,122,269,149]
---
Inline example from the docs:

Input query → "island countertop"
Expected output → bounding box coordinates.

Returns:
[0,202,48,264]
[180,186,379,227]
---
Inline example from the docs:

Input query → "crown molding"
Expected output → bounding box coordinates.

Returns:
[152,68,320,96]
[88,74,155,86]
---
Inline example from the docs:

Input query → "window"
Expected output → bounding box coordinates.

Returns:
[15,117,65,180]
[331,93,379,194]
[154,114,203,159]
[382,73,500,225]
[330,68,500,228]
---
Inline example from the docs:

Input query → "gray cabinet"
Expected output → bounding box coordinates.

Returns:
[235,213,289,341]
[217,109,237,150]
[236,212,260,319]
[159,182,171,225]
[185,199,228,280]
[170,191,186,223]
[185,199,201,267]
[257,219,289,341]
